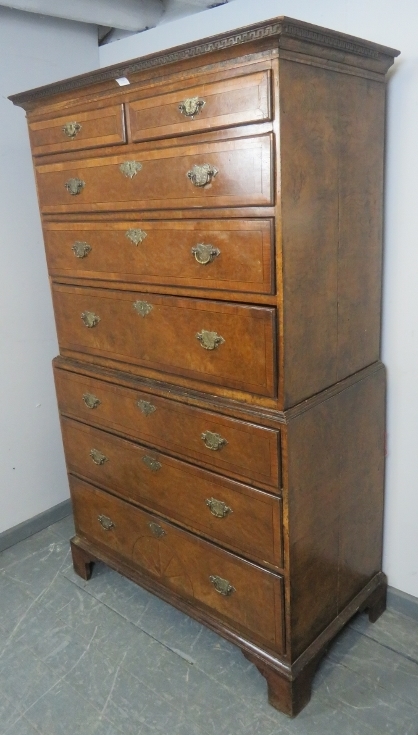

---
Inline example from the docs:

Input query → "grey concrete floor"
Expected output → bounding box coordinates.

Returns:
[0,516,417,735]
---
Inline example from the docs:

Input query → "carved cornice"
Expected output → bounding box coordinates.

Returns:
[282,22,380,59]
[9,16,399,109]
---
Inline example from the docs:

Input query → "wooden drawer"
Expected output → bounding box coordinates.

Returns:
[70,475,284,651]
[62,418,283,568]
[35,134,273,213]
[29,105,126,156]
[43,219,274,295]
[126,70,272,142]
[52,284,277,397]
[54,365,281,491]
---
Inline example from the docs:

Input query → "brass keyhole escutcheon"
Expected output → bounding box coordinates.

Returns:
[149,522,166,539]
[133,301,153,317]
[120,161,142,178]
[137,400,156,416]
[126,229,147,245]
[142,456,162,472]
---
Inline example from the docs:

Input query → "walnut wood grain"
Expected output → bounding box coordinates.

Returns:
[52,283,277,398]
[127,69,272,142]
[279,59,387,406]
[62,417,283,568]
[43,218,274,295]
[285,365,386,658]
[35,134,273,213]
[70,475,285,651]
[54,365,281,491]
[11,15,397,718]
[28,104,126,156]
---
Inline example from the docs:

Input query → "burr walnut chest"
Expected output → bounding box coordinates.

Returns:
[10,17,399,716]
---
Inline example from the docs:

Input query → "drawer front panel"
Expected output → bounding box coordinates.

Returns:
[36,134,273,213]
[54,367,281,491]
[29,105,126,156]
[52,285,277,397]
[70,475,284,650]
[127,70,272,142]
[62,418,282,567]
[44,219,274,295]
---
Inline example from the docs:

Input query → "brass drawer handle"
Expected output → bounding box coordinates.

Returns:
[192,243,220,265]
[65,178,85,196]
[201,430,227,451]
[187,164,218,187]
[98,514,114,531]
[126,228,147,245]
[83,393,101,409]
[120,161,142,178]
[72,241,91,258]
[149,522,166,538]
[209,575,235,596]
[179,96,205,117]
[81,311,100,328]
[206,498,232,519]
[196,330,225,351]
[137,399,156,416]
[142,456,162,472]
[133,300,153,317]
[90,448,108,466]
[63,121,82,138]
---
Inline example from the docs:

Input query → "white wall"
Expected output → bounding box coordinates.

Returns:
[100,0,418,598]
[0,8,99,533]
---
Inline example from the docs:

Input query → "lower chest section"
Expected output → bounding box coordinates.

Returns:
[70,475,285,654]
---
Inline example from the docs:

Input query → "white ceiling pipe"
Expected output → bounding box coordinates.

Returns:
[164,0,210,5]
[165,0,226,6]
[0,0,164,31]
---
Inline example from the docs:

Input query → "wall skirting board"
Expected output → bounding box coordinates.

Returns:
[0,499,71,552]
[387,587,418,623]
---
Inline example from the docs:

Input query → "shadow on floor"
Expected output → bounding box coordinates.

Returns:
[0,516,417,735]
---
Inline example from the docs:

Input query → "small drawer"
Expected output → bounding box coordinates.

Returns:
[29,105,126,156]
[35,134,273,213]
[62,418,283,568]
[52,284,277,398]
[54,365,281,492]
[70,475,284,652]
[43,219,274,296]
[126,70,272,142]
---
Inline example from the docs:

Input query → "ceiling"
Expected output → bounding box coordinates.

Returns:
[0,0,231,43]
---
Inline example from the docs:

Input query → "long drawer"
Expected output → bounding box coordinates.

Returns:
[43,219,274,295]
[35,134,273,213]
[62,417,282,567]
[70,475,285,651]
[52,284,277,397]
[54,365,281,491]
[126,70,272,142]
[29,104,126,156]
